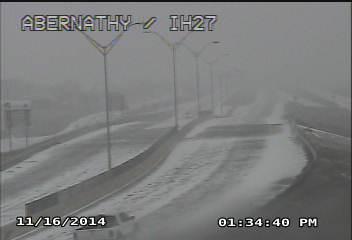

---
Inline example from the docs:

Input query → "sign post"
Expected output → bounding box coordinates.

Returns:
[3,101,32,151]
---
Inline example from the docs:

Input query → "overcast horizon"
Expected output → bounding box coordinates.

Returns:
[2,3,350,100]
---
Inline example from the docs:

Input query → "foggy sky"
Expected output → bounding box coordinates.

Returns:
[1,3,351,107]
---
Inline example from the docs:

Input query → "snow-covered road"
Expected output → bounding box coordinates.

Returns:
[18,90,308,240]
[1,121,170,227]
[1,97,201,228]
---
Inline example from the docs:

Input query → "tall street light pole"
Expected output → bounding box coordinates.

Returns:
[208,61,215,112]
[195,55,201,115]
[204,53,230,114]
[181,41,220,115]
[144,31,192,129]
[172,45,178,128]
[77,23,143,170]
[102,47,112,167]
[220,75,224,115]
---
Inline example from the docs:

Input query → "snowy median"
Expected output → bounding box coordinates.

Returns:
[7,91,311,240]
[1,121,165,227]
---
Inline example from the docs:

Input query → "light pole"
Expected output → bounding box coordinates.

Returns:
[77,23,143,170]
[204,53,230,113]
[181,41,220,115]
[220,75,224,115]
[102,47,112,168]
[144,31,192,129]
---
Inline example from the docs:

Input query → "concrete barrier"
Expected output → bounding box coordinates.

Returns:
[25,127,177,217]
[1,114,210,240]
[290,120,317,161]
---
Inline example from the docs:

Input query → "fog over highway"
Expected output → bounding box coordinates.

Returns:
[1,3,350,240]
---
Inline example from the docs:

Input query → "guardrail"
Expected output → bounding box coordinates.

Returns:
[1,113,210,240]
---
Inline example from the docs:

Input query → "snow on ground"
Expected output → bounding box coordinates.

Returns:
[20,99,241,240]
[59,111,123,134]
[82,139,235,219]
[145,92,234,131]
[1,143,147,226]
[265,92,287,123]
[1,136,52,153]
[0,112,121,153]
[129,96,171,112]
[145,101,199,130]
[306,87,351,110]
[213,103,233,117]
[21,135,236,240]
[132,93,308,238]
[1,122,140,183]
[161,123,308,237]
[1,97,172,153]
[295,98,323,107]
[184,91,306,210]
[1,111,123,153]
[1,122,149,226]
[296,124,351,150]
[60,97,174,135]
[185,92,266,138]
[225,124,307,208]
[222,92,307,208]
[21,91,308,240]
[279,90,324,108]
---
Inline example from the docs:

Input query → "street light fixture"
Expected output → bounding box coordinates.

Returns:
[181,41,220,115]
[77,22,143,170]
[143,31,193,129]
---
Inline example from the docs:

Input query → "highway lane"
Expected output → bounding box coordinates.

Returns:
[1,99,203,229]
[1,117,171,226]
[18,90,307,240]
[129,91,308,240]
[9,90,309,240]
[1,108,174,171]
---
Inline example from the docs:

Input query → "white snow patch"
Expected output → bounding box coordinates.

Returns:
[21,92,310,240]
[1,122,140,183]
[279,90,324,108]
[306,87,351,110]
[22,137,235,240]
[1,136,52,153]
[59,111,123,134]
[170,102,308,228]
[145,101,198,130]
[1,122,145,226]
